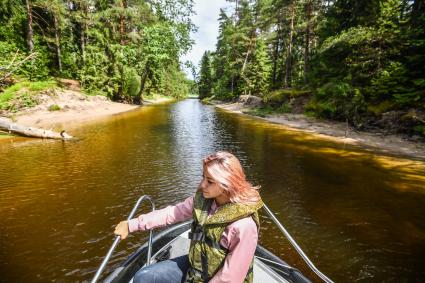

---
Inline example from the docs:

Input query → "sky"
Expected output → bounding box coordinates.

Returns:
[181,0,231,79]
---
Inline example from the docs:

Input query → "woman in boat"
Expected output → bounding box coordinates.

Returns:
[114,151,263,283]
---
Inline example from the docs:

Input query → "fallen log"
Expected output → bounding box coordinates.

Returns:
[0,117,73,140]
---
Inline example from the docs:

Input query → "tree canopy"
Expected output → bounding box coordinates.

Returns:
[0,0,196,102]
[199,0,425,136]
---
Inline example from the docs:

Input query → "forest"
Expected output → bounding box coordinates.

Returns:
[0,0,424,137]
[0,0,195,102]
[198,0,425,137]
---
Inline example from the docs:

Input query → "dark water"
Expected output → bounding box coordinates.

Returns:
[0,99,424,282]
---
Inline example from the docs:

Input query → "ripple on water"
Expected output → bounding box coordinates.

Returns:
[0,99,424,282]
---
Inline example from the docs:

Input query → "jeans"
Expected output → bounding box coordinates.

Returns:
[133,255,190,283]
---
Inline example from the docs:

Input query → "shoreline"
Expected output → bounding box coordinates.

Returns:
[0,89,174,136]
[212,100,425,161]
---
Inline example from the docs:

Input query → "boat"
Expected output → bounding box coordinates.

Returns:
[91,195,333,283]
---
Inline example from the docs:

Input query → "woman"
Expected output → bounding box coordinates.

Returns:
[114,151,263,283]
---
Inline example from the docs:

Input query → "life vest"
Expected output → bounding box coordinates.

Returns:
[186,190,263,283]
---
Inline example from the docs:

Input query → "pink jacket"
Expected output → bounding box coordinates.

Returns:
[128,196,258,283]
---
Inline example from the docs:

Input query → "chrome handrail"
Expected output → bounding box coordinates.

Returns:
[262,203,334,283]
[91,195,155,283]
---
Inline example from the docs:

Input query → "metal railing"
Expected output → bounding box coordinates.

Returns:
[91,195,155,283]
[262,203,334,283]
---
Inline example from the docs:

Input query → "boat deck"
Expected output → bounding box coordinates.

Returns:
[128,230,291,283]
[104,221,311,283]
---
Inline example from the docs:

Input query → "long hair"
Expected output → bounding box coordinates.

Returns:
[202,151,261,204]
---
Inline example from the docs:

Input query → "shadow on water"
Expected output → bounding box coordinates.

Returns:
[0,99,424,282]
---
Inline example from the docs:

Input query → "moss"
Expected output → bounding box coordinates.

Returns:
[413,125,425,137]
[367,100,396,116]
[0,132,15,138]
[28,80,56,91]
[243,106,274,117]
[0,80,56,110]
[304,99,320,116]
[277,103,292,113]
[263,90,289,104]
[0,89,15,109]
[243,103,292,117]
[266,89,310,99]
[263,89,311,108]
[48,104,61,111]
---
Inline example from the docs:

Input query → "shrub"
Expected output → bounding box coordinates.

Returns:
[48,104,61,111]
[0,80,56,110]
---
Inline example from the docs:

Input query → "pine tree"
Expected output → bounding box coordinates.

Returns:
[198,51,213,99]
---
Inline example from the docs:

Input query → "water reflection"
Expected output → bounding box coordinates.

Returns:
[0,99,424,282]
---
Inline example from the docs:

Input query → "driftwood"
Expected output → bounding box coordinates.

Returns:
[0,117,73,140]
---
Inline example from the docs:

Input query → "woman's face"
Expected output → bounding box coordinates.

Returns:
[200,169,225,199]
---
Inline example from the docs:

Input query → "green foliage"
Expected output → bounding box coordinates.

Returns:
[264,90,286,104]
[48,104,61,111]
[198,51,212,99]
[155,62,190,98]
[1,0,423,135]
[0,41,49,82]
[124,70,141,99]
[306,82,365,125]
[367,100,396,116]
[244,102,291,117]
[0,80,56,110]
[246,38,271,96]
[27,81,56,91]
[264,89,311,105]
[0,0,195,101]
[413,125,425,136]
[20,41,51,81]
[0,132,14,138]
[78,52,109,96]
[0,88,16,109]
[243,105,274,117]
[277,102,292,113]
[367,61,417,105]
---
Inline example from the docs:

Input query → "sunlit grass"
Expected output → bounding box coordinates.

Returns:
[0,131,14,138]
[0,80,56,110]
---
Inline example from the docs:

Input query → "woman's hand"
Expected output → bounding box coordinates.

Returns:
[114,221,129,240]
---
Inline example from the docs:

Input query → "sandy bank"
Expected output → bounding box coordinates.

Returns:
[1,89,173,131]
[213,100,425,160]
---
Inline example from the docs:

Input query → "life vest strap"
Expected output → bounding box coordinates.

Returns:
[188,231,228,251]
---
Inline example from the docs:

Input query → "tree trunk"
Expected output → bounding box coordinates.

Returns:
[284,0,296,88]
[25,0,34,53]
[231,76,234,95]
[233,0,239,23]
[272,22,281,88]
[303,0,312,84]
[80,26,86,64]
[0,118,73,140]
[411,0,425,25]
[120,0,127,45]
[241,37,254,76]
[79,2,88,64]
[136,64,150,103]
[53,14,62,72]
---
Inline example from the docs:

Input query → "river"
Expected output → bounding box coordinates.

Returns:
[0,99,424,282]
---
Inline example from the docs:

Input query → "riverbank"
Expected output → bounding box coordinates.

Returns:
[0,88,173,133]
[212,100,425,160]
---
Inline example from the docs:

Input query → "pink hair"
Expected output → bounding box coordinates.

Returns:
[202,151,261,204]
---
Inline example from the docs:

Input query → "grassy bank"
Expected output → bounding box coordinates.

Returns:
[0,81,57,112]
[230,88,425,139]
[0,132,14,138]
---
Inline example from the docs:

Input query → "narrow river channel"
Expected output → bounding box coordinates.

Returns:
[1,99,424,282]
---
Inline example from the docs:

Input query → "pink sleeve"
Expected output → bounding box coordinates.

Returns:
[209,217,258,283]
[128,196,193,233]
